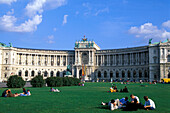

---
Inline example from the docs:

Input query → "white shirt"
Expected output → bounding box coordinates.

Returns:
[131,96,140,103]
[144,99,156,109]
[108,101,118,110]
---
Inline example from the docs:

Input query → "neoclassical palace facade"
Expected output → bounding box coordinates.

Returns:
[0,38,170,82]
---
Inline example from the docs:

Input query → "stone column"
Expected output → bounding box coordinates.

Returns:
[76,67,79,78]
[97,55,98,66]
[75,51,77,64]
[89,50,91,65]
[66,55,68,66]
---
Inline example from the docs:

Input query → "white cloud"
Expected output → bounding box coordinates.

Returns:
[47,35,55,43]
[62,15,68,25]
[25,0,46,17]
[0,0,17,5]
[0,14,42,32]
[25,0,67,17]
[162,20,170,28]
[45,0,67,10]
[129,22,170,39]
[94,8,109,16]
[0,0,67,32]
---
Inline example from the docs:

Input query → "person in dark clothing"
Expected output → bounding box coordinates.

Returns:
[23,88,27,94]
[123,86,129,92]
[2,89,8,97]
[123,99,142,111]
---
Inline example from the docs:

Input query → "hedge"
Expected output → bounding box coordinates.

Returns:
[7,75,26,88]
[31,75,45,87]
[46,77,80,87]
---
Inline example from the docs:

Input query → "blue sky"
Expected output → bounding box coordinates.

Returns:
[0,0,170,50]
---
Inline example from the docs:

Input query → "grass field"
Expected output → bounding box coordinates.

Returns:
[0,82,170,113]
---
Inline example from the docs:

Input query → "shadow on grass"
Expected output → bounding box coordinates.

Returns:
[96,106,110,110]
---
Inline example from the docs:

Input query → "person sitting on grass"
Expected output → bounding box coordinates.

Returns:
[109,86,116,93]
[143,96,156,110]
[101,99,121,110]
[130,94,140,103]
[2,89,9,97]
[27,90,31,96]
[123,86,129,92]
[123,99,141,111]
[50,88,60,92]
[114,86,118,92]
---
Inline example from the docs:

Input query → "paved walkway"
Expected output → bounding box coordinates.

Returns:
[0,82,32,88]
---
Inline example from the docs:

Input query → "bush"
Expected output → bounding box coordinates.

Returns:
[46,77,80,87]
[7,75,26,88]
[31,75,45,87]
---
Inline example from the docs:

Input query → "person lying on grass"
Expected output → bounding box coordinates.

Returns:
[6,90,18,97]
[101,97,129,110]
[101,99,119,110]
[50,88,60,92]
[19,89,31,96]
[143,96,156,110]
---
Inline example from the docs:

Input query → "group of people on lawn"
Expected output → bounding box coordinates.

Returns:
[101,94,156,111]
[110,86,128,93]
[2,88,31,97]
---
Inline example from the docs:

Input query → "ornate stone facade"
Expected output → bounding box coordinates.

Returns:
[0,38,170,82]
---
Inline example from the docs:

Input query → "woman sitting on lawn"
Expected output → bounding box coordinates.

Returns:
[50,88,60,92]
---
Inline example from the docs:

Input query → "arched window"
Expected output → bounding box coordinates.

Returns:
[116,71,119,78]
[56,71,60,77]
[168,55,170,62]
[31,70,35,77]
[50,71,54,77]
[133,71,136,78]
[154,74,157,79]
[139,70,142,78]
[144,70,148,78]
[110,71,113,78]
[122,71,125,78]
[98,71,101,78]
[25,70,28,77]
[18,70,22,76]
[44,71,48,77]
[4,73,7,78]
[38,71,41,75]
[104,71,107,78]
[128,71,131,78]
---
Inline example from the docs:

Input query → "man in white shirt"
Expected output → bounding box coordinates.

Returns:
[130,94,140,103]
[101,99,120,110]
[144,96,156,110]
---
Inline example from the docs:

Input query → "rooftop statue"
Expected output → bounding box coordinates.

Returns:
[149,38,152,44]
[82,35,87,42]
[9,43,13,47]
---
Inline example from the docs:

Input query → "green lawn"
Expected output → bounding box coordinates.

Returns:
[0,82,170,113]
